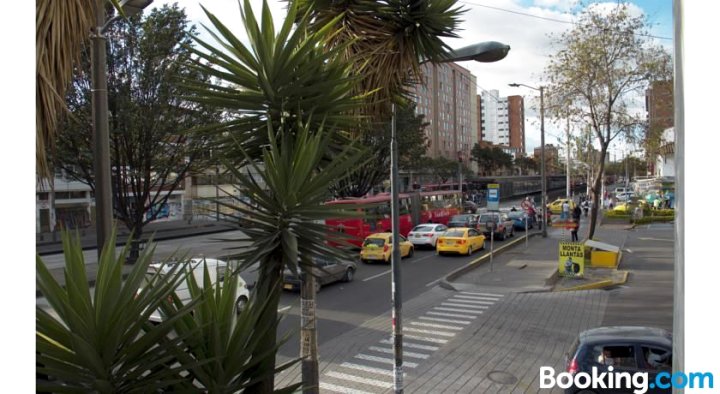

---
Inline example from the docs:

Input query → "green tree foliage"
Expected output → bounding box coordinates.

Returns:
[53,4,218,260]
[543,3,672,238]
[471,144,513,175]
[334,102,431,196]
[515,156,538,175]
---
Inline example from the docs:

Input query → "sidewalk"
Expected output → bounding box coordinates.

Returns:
[36,219,236,255]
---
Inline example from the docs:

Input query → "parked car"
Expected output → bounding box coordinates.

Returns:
[140,258,250,323]
[360,233,414,264]
[436,227,485,256]
[447,214,480,228]
[282,255,357,292]
[547,198,576,214]
[477,212,514,240]
[507,210,534,230]
[564,326,672,394]
[407,223,448,249]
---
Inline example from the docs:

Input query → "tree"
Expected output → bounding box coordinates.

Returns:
[471,144,513,175]
[515,156,538,175]
[36,0,125,179]
[544,3,672,238]
[333,102,430,197]
[53,5,217,261]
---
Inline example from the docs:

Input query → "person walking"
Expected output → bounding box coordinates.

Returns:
[561,200,570,220]
[571,204,582,242]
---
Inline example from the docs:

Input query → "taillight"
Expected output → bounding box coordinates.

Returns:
[383,245,389,253]
[567,357,579,374]
[459,240,466,245]
[438,239,444,244]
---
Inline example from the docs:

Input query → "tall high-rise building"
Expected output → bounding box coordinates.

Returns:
[412,62,478,168]
[478,90,525,157]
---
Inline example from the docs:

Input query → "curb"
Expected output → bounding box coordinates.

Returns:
[442,231,543,286]
[554,270,630,292]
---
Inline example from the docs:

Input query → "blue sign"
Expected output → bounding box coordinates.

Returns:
[487,184,500,211]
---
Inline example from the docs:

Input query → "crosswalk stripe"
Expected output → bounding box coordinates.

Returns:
[410,321,463,330]
[368,346,429,359]
[419,316,471,325]
[404,327,456,337]
[320,382,376,394]
[404,334,449,344]
[454,294,501,302]
[434,307,484,314]
[339,362,395,377]
[354,354,419,368]
[460,291,504,297]
[441,302,489,309]
[325,371,392,388]
[427,311,478,319]
[449,298,496,305]
[380,339,439,351]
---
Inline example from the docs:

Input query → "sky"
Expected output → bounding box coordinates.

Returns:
[149,0,674,156]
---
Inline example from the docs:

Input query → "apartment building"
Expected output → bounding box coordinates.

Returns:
[478,90,525,158]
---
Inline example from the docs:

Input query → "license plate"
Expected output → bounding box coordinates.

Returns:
[415,234,422,238]
[446,240,454,245]
[283,284,294,290]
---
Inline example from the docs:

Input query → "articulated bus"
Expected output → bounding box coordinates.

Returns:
[325,190,461,247]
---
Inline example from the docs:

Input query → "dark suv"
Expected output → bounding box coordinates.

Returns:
[564,326,672,394]
[447,214,479,229]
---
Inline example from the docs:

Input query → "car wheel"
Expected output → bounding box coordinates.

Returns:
[408,247,414,258]
[235,296,248,314]
[497,231,505,241]
[343,268,354,282]
[466,245,473,256]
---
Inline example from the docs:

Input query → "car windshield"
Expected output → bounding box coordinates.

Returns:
[412,225,434,232]
[479,214,498,222]
[450,215,473,222]
[363,238,385,247]
[507,212,524,219]
[443,230,466,237]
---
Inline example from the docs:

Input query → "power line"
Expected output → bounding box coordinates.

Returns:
[458,0,673,41]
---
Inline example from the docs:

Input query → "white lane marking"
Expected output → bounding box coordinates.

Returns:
[413,254,437,263]
[380,339,439,352]
[410,321,463,331]
[325,371,392,388]
[278,306,291,313]
[339,362,398,377]
[354,354,418,368]
[624,249,633,253]
[448,298,495,305]
[419,316,471,325]
[460,291,504,297]
[454,294,501,301]
[434,307,484,314]
[404,327,456,337]
[441,302,489,309]
[363,269,391,282]
[320,382,375,394]
[427,311,477,319]
[638,237,673,242]
[368,346,429,360]
[404,334,448,344]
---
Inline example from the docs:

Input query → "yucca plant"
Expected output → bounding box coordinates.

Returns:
[167,262,302,393]
[36,230,198,393]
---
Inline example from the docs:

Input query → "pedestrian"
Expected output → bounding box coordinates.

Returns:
[581,199,589,217]
[561,200,570,220]
[571,205,581,242]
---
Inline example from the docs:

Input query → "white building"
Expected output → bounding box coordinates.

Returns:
[655,127,675,177]
[479,89,511,146]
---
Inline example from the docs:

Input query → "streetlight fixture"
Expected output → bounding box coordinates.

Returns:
[389,41,510,393]
[508,83,546,237]
[92,0,153,258]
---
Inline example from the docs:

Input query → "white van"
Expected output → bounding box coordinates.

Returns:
[141,258,250,323]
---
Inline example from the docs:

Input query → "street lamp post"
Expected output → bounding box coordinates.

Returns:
[91,0,153,259]
[390,41,510,393]
[509,83,547,237]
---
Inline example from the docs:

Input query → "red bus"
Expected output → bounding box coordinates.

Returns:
[325,190,462,247]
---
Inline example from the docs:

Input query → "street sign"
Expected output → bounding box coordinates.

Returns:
[487,183,500,211]
[558,242,585,277]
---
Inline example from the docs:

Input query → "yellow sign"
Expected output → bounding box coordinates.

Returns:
[558,242,585,277]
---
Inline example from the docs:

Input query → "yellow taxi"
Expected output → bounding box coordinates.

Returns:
[436,227,486,256]
[547,198,576,214]
[360,233,414,264]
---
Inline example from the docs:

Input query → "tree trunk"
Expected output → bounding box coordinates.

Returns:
[300,272,319,394]
[126,225,143,264]
[244,255,282,393]
[587,144,609,239]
